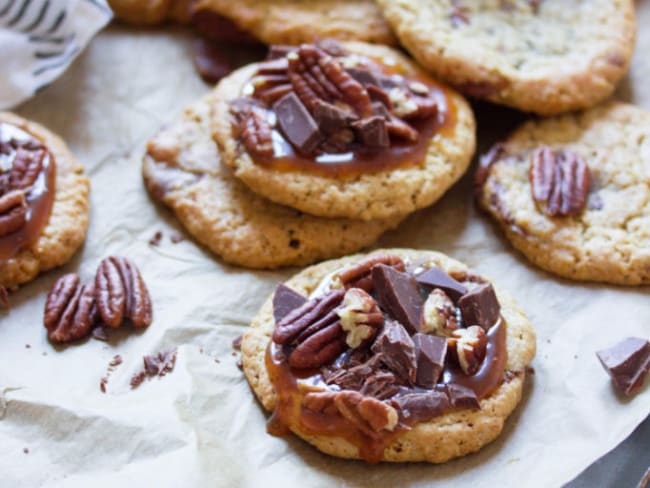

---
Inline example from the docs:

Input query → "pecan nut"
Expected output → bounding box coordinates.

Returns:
[421,289,459,336]
[335,254,405,292]
[448,325,487,375]
[529,146,591,217]
[95,256,153,329]
[0,190,27,237]
[44,274,97,343]
[336,288,383,348]
[236,104,274,158]
[9,145,46,190]
[288,45,373,117]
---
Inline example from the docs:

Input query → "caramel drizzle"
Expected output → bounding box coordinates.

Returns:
[0,123,56,261]
[241,56,458,178]
[265,319,508,463]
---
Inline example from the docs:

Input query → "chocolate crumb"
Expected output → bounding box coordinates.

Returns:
[25,344,31,349]
[109,355,123,368]
[170,233,185,244]
[92,326,109,342]
[236,358,243,370]
[100,377,108,393]
[214,358,221,364]
[149,231,163,246]
[232,335,243,350]
[130,371,146,389]
[23,448,29,454]
[231,351,237,357]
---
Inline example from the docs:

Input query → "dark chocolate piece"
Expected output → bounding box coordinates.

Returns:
[346,68,380,88]
[352,116,389,148]
[443,384,480,410]
[596,337,650,397]
[371,319,417,383]
[312,100,357,133]
[458,283,500,330]
[372,264,424,334]
[273,92,323,155]
[192,39,233,83]
[272,284,307,324]
[391,391,450,423]
[416,266,468,302]
[266,45,294,60]
[413,333,447,388]
[360,370,401,400]
[323,354,383,391]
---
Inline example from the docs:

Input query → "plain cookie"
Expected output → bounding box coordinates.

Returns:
[242,249,536,463]
[143,93,403,269]
[377,0,636,115]
[476,101,650,285]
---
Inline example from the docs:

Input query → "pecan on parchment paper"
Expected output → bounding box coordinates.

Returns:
[44,274,97,343]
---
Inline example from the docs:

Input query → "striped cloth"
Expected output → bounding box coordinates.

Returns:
[0,0,111,109]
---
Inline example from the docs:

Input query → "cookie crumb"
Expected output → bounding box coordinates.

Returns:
[232,335,243,350]
[149,231,163,246]
[25,344,31,349]
[23,448,29,454]
[170,233,185,244]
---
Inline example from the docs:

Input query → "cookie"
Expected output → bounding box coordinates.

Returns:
[213,41,476,221]
[241,249,536,463]
[377,0,636,115]
[193,0,396,45]
[0,113,90,289]
[142,92,403,270]
[107,0,194,24]
[476,101,650,285]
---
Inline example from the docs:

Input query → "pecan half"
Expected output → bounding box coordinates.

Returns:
[448,326,487,375]
[9,146,46,190]
[288,45,373,117]
[237,105,274,158]
[529,147,591,217]
[303,390,398,436]
[44,274,97,343]
[0,190,27,237]
[336,288,383,348]
[335,254,405,292]
[95,257,153,329]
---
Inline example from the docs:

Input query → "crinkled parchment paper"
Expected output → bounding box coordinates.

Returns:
[1,9,649,488]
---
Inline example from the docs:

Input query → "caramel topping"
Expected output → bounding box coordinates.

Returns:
[0,123,56,261]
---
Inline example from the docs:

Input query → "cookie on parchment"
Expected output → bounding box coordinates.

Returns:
[377,0,636,115]
[142,93,403,269]
[241,249,536,463]
[0,113,90,289]
[213,41,476,221]
[476,101,650,285]
[192,0,396,45]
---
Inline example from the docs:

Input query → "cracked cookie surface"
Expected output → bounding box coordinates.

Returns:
[477,101,650,285]
[142,93,403,269]
[377,0,636,115]
[241,249,536,463]
[212,42,476,221]
[0,112,90,289]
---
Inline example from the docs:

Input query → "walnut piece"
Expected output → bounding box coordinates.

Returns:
[336,288,383,348]
[448,326,487,375]
[529,146,591,217]
[421,289,459,336]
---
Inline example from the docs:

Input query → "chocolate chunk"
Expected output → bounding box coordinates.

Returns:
[458,283,500,330]
[352,116,389,149]
[346,68,380,88]
[371,319,417,383]
[272,284,307,324]
[391,391,450,423]
[312,100,357,133]
[273,92,324,155]
[442,384,480,410]
[415,267,468,303]
[360,370,401,400]
[191,39,233,84]
[596,337,650,397]
[372,264,424,334]
[413,333,447,388]
[323,354,383,391]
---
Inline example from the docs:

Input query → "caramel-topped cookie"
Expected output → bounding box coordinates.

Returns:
[213,41,476,221]
[142,92,403,269]
[377,0,636,115]
[476,101,650,285]
[0,113,90,289]
[241,249,536,463]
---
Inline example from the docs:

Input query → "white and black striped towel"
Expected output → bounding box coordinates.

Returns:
[0,0,111,109]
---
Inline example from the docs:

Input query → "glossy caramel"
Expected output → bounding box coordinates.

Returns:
[0,123,56,261]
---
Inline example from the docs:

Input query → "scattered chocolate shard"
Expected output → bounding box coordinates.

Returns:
[458,283,500,330]
[273,92,324,155]
[415,266,468,302]
[596,337,650,397]
[391,391,450,423]
[352,116,389,149]
[272,284,307,324]
[371,319,417,384]
[442,383,480,409]
[312,100,356,133]
[346,68,380,88]
[413,333,447,388]
[372,264,424,334]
